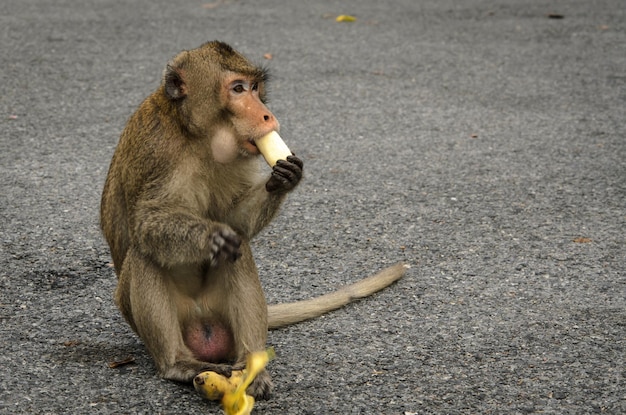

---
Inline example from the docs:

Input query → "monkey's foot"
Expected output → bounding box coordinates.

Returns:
[246,368,272,401]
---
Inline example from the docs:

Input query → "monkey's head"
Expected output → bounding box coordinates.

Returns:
[162,41,279,163]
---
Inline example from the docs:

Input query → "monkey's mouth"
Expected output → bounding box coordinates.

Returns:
[243,138,260,154]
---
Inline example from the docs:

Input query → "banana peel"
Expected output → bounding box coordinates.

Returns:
[194,370,245,401]
[194,348,275,415]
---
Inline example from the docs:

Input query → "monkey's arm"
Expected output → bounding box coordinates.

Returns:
[228,156,303,238]
[132,200,241,268]
[227,181,287,239]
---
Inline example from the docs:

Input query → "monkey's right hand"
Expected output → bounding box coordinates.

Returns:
[265,155,303,193]
[208,227,242,265]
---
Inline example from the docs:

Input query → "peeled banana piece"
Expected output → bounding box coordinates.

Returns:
[255,131,291,167]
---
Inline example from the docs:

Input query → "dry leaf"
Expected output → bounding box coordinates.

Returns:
[573,237,592,243]
[108,356,136,368]
[263,53,273,60]
[63,340,80,347]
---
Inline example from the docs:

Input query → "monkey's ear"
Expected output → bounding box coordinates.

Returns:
[164,64,187,101]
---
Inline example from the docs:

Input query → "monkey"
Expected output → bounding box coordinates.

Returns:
[100,40,406,400]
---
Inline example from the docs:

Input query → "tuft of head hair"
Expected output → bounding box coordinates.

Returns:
[200,40,268,82]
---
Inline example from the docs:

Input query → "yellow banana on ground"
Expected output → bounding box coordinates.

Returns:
[194,348,276,415]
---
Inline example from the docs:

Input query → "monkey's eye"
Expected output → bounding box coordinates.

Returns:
[251,82,259,91]
[231,80,255,94]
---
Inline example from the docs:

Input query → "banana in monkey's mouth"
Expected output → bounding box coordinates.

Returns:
[254,131,291,167]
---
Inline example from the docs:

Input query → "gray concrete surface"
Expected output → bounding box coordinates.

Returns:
[1,0,624,414]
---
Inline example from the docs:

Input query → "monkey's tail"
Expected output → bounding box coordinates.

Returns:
[267,262,409,329]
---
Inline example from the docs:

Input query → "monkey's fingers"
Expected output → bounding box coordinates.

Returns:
[275,159,303,182]
[209,228,242,264]
[265,174,289,193]
[265,160,302,193]
[203,362,234,378]
[285,155,304,172]
[220,230,242,262]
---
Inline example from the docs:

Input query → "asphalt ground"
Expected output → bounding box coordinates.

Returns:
[1,0,625,414]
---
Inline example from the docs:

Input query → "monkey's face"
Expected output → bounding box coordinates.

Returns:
[206,74,280,164]
[163,43,279,164]
[222,74,279,155]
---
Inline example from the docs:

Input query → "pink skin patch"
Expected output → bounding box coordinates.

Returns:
[242,138,260,155]
[184,321,235,363]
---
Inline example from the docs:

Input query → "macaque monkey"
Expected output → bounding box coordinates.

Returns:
[100,41,406,400]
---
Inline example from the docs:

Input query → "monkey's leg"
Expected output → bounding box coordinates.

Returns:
[120,249,231,382]
[114,261,136,333]
[222,245,272,400]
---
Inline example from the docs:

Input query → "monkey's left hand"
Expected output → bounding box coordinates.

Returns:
[208,227,242,265]
[265,155,303,193]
